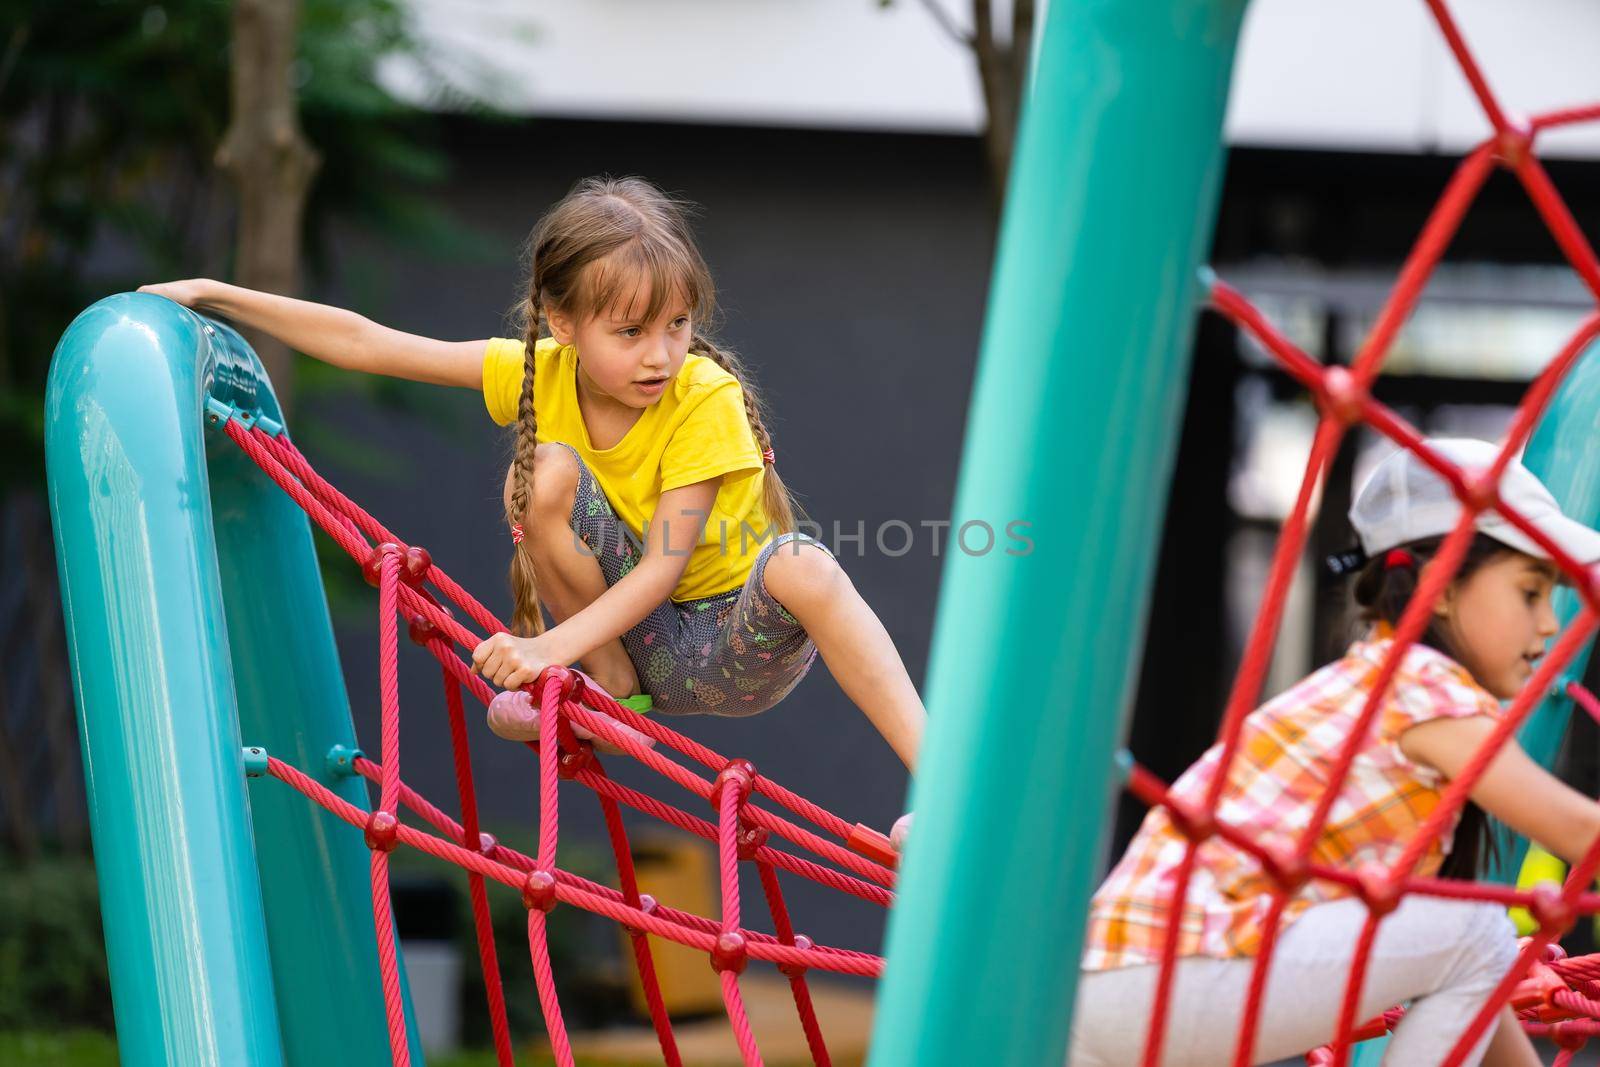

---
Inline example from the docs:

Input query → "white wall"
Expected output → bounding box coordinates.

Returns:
[1227,0,1600,158]
[384,0,1600,158]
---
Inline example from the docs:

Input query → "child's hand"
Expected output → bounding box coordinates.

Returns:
[471,632,556,691]
[137,279,216,309]
[485,689,656,754]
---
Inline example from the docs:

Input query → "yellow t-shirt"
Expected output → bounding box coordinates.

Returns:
[482,336,775,602]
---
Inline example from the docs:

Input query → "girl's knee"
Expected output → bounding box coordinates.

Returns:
[502,443,583,528]
[1469,902,1519,973]
[761,537,844,610]
[1430,900,1519,985]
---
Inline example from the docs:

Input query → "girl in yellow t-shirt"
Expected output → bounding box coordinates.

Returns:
[140,176,925,772]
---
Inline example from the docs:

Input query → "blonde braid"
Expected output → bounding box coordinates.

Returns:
[693,334,805,537]
[506,297,547,637]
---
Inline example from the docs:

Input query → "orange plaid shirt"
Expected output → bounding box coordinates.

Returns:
[1082,636,1503,971]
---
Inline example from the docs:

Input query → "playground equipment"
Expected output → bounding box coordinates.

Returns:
[47,299,897,1066]
[44,0,1600,1064]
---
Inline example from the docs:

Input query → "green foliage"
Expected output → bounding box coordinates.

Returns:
[0,0,504,493]
[0,858,112,1032]
[0,843,631,1054]
[0,1030,119,1067]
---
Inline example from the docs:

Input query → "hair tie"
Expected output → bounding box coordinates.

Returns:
[511,522,525,545]
[1384,548,1415,570]
[761,446,775,465]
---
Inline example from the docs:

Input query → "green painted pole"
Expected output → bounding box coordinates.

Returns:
[868,2,1248,1063]
[45,293,419,1066]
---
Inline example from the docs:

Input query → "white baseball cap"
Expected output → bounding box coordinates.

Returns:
[1349,437,1600,566]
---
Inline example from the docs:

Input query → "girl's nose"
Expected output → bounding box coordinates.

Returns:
[1540,600,1560,637]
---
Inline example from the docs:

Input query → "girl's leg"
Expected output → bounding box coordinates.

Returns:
[760,536,927,770]
[1366,896,1522,1065]
[516,443,644,698]
[1067,895,1520,1066]
[1236,895,1516,1066]
[1481,1004,1540,1067]
[1068,956,1253,1066]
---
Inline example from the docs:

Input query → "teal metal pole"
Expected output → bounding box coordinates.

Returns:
[45,293,419,1066]
[868,2,1248,1063]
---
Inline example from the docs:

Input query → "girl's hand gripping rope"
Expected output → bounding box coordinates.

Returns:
[471,631,558,691]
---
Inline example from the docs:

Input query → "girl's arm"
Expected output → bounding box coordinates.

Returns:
[1400,714,1600,866]
[541,477,722,666]
[137,279,487,390]
[474,478,722,690]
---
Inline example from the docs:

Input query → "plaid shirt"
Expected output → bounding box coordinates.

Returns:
[1082,637,1503,971]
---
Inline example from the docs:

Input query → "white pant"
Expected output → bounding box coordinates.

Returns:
[1068,895,1519,1066]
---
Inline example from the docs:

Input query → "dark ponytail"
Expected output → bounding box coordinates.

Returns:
[1349,533,1512,882]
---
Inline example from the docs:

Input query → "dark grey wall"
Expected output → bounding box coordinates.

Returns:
[304,118,996,957]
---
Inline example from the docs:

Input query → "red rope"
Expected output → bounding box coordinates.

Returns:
[370,552,410,1064]
[758,861,832,1066]
[1124,5,1600,1063]
[596,785,682,1066]
[213,419,894,1066]
[1126,12,1600,1062]
[714,766,762,1066]
[438,665,514,1066]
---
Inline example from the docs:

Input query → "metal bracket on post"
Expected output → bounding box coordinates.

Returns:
[326,744,366,779]
[204,395,285,438]
[243,746,270,778]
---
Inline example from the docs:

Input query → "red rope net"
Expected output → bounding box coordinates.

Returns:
[218,416,898,1067]
[1116,3,1600,1065]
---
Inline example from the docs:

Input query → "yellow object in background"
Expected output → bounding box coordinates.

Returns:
[1509,844,1592,937]
[619,832,725,1017]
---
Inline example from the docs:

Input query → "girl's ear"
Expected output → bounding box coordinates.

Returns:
[547,308,575,346]
[1433,580,1456,619]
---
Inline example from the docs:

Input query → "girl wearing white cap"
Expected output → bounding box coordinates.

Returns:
[1069,438,1600,1066]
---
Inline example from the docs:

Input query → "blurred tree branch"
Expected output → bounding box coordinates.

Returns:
[218,0,321,421]
[0,0,524,860]
[885,0,1035,206]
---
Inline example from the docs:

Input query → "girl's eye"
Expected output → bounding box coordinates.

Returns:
[672,317,689,330]
[1524,588,1543,605]
[620,327,641,338]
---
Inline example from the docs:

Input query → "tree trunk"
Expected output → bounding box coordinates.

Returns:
[970,0,1033,209]
[216,0,320,420]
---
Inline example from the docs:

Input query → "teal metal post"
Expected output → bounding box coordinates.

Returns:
[45,293,419,1066]
[868,2,1248,1063]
